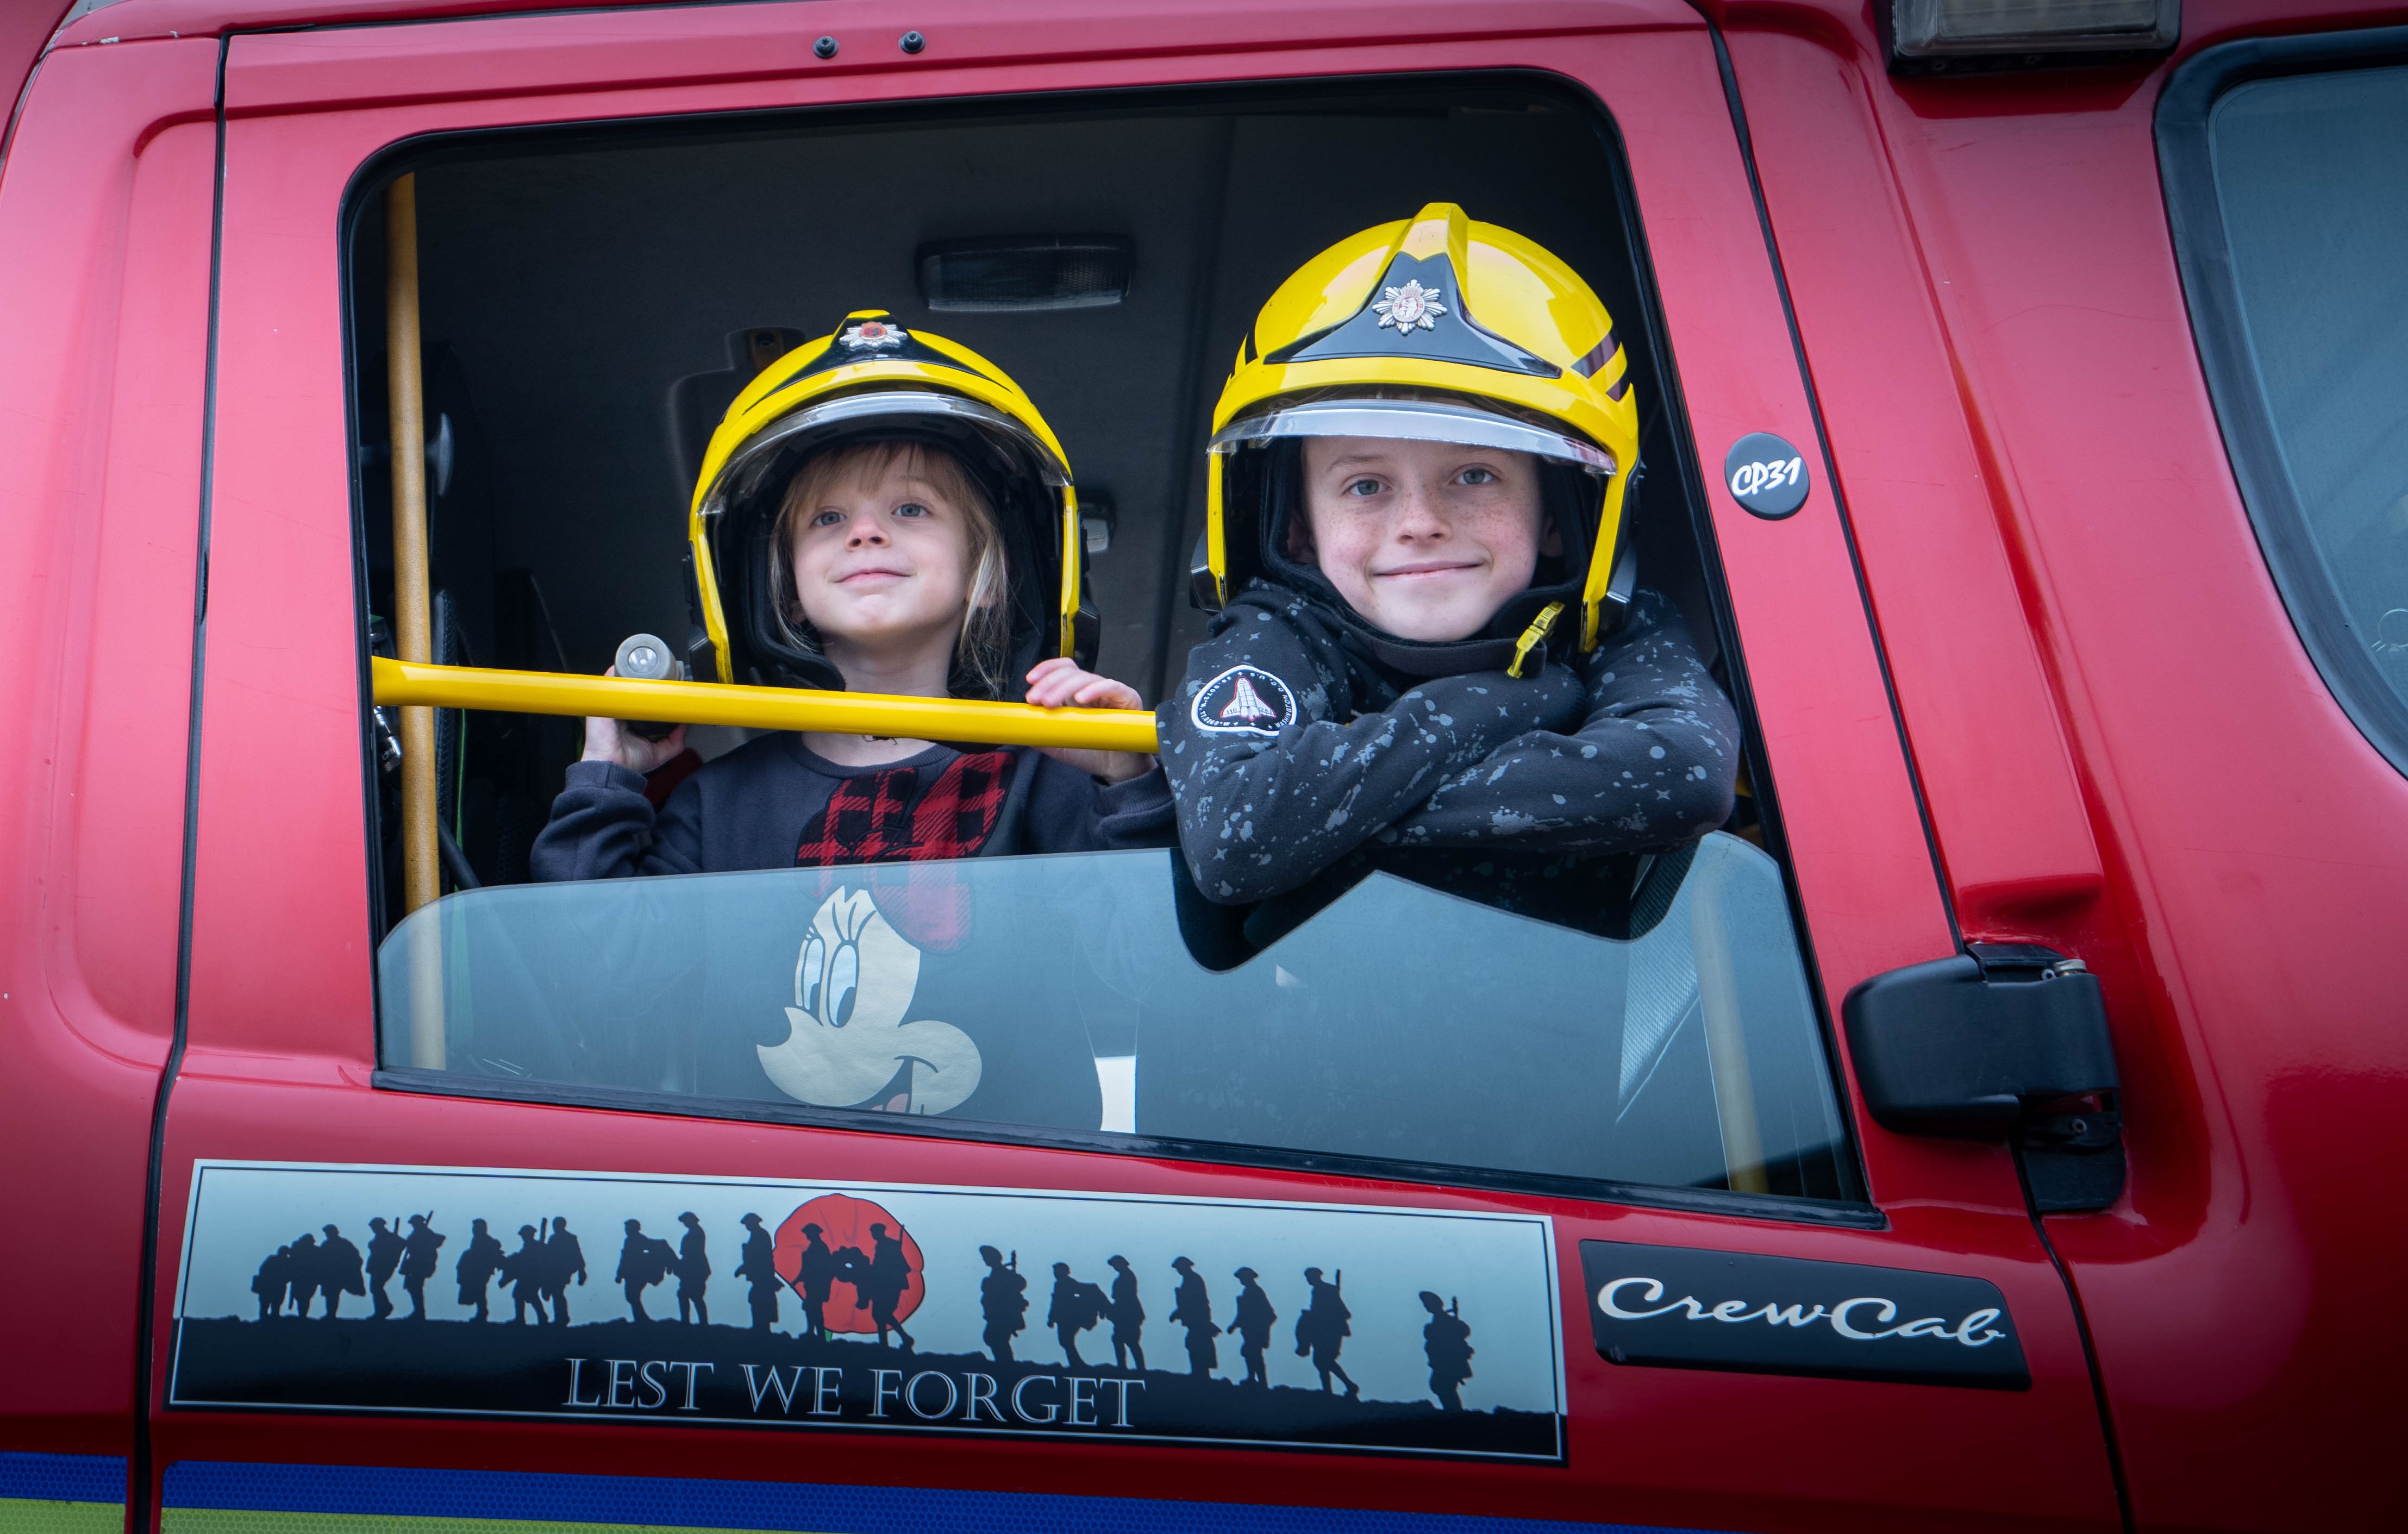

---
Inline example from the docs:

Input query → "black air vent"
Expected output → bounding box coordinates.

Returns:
[918,236,1132,312]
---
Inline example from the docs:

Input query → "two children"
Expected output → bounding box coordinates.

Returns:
[539,204,1736,944]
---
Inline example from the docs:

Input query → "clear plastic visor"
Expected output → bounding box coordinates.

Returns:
[1209,397,1614,476]
[699,388,1071,521]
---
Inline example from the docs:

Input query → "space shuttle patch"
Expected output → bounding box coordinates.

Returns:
[1192,666,1297,736]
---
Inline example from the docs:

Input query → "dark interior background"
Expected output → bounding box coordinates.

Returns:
[348,76,1728,892]
[353,78,1712,698]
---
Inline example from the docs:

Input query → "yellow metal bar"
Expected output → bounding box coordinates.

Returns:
[372,656,1161,755]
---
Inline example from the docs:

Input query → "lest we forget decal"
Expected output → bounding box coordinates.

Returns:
[171,1162,1565,1460]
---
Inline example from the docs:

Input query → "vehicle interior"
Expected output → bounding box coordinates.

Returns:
[347,75,1860,1207]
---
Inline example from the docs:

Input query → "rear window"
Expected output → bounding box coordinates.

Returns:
[355,78,1861,1210]
[2163,41,2408,771]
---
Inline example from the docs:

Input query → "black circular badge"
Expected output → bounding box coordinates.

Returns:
[1723,432,1811,519]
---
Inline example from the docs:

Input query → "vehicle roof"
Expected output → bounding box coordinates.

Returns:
[51,0,2387,55]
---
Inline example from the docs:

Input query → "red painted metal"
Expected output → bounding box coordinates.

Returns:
[1713,2,2408,1529]
[0,33,218,1456]
[0,0,2399,1528]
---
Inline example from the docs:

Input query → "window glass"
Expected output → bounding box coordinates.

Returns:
[355,81,1860,1207]
[383,834,1850,1196]
[2207,66,2408,721]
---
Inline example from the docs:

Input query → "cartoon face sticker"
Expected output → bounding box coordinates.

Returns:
[758,888,983,1115]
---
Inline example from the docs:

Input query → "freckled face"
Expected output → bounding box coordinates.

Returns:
[1299,436,1554,643]
[787,455,976,654]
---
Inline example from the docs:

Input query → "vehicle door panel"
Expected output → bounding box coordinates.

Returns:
[152,4,2117,1530]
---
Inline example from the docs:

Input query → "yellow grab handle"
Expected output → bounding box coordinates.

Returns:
[371,656,1160,755]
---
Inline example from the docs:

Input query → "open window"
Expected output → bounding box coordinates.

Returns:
[354,77,1862,1210]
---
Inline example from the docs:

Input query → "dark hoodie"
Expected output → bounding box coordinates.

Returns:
[1156,578,1739,930]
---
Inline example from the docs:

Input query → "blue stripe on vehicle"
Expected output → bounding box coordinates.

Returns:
[160,1462,1731,1534]
[0,1452,126,1505]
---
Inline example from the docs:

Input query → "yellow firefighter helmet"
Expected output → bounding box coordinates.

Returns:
[1205,202,1642,653]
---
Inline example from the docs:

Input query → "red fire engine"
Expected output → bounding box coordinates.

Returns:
[1,1,2400,1530]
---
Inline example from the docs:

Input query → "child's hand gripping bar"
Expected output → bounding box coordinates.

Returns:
[370,656,1162,755]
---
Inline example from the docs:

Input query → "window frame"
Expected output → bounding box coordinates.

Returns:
[343,69,1876,1226]
[2157,22,2408,779]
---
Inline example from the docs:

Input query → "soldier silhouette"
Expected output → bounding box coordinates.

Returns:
[617,1218,673,1323]
[1230,1267,1277,1388]
[1047,1262,1105,1368]
[675,1212,711,1326]
[285,1233,322,1318]
[251,1244,291,1320]
[364,1216,404,1319]
[1105,1255,1145,1372]
[317,1224,365,1318]
[1294,1267,1358,1398]
[399,1212,444,1320]
[792,1223,839,1341]
[543,1217,586,1325]
[455,1218,505,1322]
[735,1214,780,1333]
[864,1223,915,1350]
[1419,1292,1475,1412]
[978,1246,1028,1363]
[504,1224,549,1324]
[1169,1256,1219,1378]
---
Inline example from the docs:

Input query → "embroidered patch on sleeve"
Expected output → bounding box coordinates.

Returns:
[1192,665,1298,736]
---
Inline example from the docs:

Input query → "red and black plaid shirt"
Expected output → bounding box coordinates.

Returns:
[793,749,1013,867]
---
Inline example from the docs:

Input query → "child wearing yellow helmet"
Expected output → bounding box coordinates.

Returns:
[1161,206,1739,930]
[533,313,1171,881]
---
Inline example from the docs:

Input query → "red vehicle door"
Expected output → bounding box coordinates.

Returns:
[136,2,2119,1531]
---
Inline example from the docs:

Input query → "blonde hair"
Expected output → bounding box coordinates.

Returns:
[770,439,1012,696]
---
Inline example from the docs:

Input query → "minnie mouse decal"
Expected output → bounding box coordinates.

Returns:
[758,887,983,1116]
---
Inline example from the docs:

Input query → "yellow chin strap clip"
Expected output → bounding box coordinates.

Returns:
[1506,602,1566,680]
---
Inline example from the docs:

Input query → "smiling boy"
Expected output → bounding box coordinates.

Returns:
[1159,204,1738,929]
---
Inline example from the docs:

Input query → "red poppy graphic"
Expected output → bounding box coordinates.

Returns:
[773,1193,925,1332]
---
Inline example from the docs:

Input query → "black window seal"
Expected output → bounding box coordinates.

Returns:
[2156,23,2408,779]
[373,1066,1887,1230]
[336,67,1872,1219]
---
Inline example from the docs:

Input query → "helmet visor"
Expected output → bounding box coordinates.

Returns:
[699,387,1071,522]
[1209,396,1614,476]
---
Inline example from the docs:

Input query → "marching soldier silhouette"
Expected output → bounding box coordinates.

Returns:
[455,1217,505,1322]
[1106,1255,1145,1372]
[364,1216,404,1319]
[675,1212,711,1326]
[616,1218,673,1322]
[1294,1267,1358,1398]
[1230,1267,1277,1388]
[542,1217,586,1325]
[1047,1262,1106,1368]
[399,1212,443,1320]
[978,1246,1028,1363]
[791,1222,839,1341]
[317,1224,365,1318]
[864,1222,916,1350]
[504,1224,550,1324]
[251,1244,291,1320]
[1169,1256,1219,1378]
[736,1213,781,1333]
[1419,1292,1475,1412]
[285,1233,322,1318]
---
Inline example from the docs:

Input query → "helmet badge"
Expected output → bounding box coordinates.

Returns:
[838,320,909,353]
[1371,279,1447,335]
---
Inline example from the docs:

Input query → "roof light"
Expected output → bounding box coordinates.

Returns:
[1886,0,2179,72]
